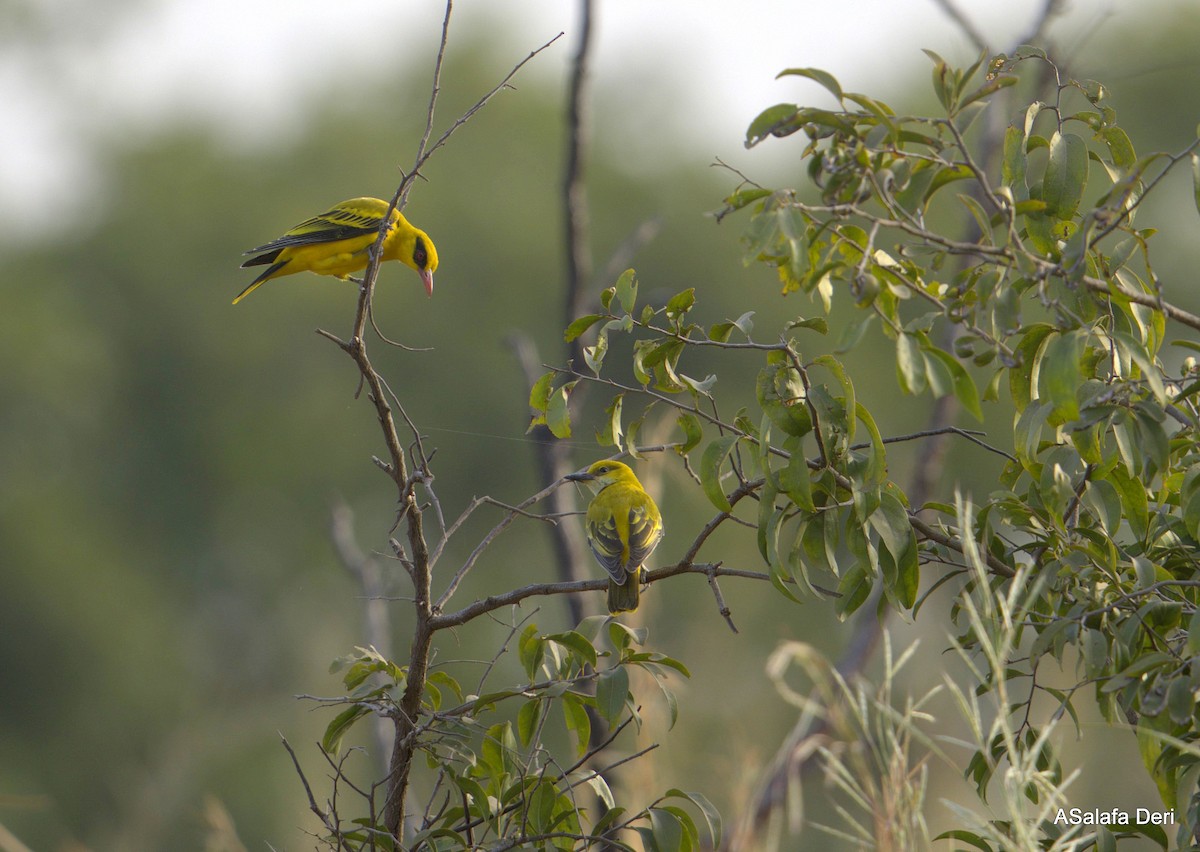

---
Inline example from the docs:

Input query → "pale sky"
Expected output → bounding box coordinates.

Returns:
[0,0,1130,237]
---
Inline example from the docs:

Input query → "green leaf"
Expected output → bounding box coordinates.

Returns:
[427,671,463,705]
[547,630,599,670]
[582,318,617,375]
[800,510,837,577]
[957,193,995,243]
[608,619,648,650]
[1043,131,1089,220]
[870,492,919,609]
[777,436,814,511]
[1113,330,1167,406]
[708,321,735,343]
[707,311,756,344]
[787,316,828,334]
[665,287,696,320]
[445,771,490,819]
[812,354,856,441]
[629,651,691,679]
[565,314,606,342]
[777,66,844,101]
[1082,479,1122,536]
[1098,126,1136,171]
[600,286,615,311]
[518,624,544,680]
[756,357,812,438]
[835,563,872,619]
[921,343,983,421]
[896,332,925,394]
[1106,464,1149,541]
[596,666,629,726]
[1013,400,1051,470]
[666,790,723,848]
[546,381,576,439]
[924,164,974,206]
[1182,465,1200,541]
[614,268,638,314]
[1193,153,1200,217]
[676,412,703,455]
[723,188,773,210]
[924,50,952,110]
[756,469,779,566]
[526,778,558,832]
[597,393,624,448]
[1188,607,1200,656]
[745,103,802,147]
[1009,324,1055,413]
[649,808,686,852]
[517,697,544,747]
[1075,77,1107,105]
[481,721,518,777]
[562,692,591,758]
[528,370,554,412]
[1038,330,1087,424]
[321,704,371,755]
[699,436,739,511]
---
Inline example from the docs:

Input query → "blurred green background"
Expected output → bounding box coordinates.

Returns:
[3,1,1200,848]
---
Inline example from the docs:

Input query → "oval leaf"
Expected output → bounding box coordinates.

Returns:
[700,435,739,511]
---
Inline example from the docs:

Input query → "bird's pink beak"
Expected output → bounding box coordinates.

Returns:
[420,269,434,298]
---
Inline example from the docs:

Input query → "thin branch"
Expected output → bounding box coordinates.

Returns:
[704,564,739,633]
[281,736,353,851]
[430,561,768,630]
[434,476,577,612]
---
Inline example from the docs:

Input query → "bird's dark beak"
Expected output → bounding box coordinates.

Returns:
[420,269,434,297]
[565,471,594,483]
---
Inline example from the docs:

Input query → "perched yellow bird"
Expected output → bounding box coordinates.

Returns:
[234,197,438,304]
[566,460,664,614]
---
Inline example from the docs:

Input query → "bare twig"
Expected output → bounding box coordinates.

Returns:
[704,564,739,633]
[280,735,352,850]
[434,475,579,612]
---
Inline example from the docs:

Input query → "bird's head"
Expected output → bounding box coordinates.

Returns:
[388,213,439,297]
[565,460,641,492]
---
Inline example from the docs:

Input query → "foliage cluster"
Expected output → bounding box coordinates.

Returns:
[523,48,1200,849]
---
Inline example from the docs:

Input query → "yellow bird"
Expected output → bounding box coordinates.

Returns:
[566,460,664,614]
[235,197,438,304]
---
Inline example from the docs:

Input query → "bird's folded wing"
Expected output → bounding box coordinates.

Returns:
[625,503,663,568]
[585,514,629,583]
[243,206,386,255]
[586,503,662,583]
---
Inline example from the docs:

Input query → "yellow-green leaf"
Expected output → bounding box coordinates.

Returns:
[699,436,739,511]
[1044,132,1089,220]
